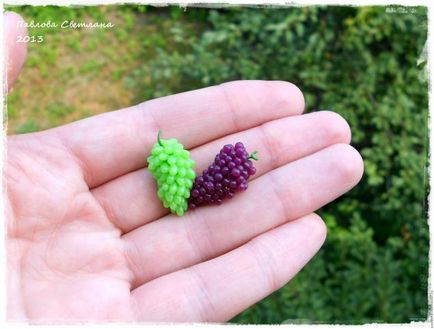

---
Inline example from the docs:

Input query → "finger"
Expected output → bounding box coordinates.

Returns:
[123,143,363,289]
[93,111,351,232]
[131,213,326,322]
[4,11,28,92]
[51,80,304,187]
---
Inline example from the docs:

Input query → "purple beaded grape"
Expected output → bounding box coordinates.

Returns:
[189,142,258,209]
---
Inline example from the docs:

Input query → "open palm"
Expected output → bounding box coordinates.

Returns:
[5,13,363,324]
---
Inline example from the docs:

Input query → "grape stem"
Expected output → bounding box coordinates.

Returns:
[157,130,163,146]
[248,151,259,161]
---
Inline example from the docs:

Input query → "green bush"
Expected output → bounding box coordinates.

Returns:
[131,6,429,323]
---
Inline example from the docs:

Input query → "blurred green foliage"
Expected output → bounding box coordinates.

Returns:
[6,5,144,132]
[130,5,430,323]
[6,5,428,324]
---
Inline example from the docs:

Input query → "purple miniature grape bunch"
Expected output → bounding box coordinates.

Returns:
[189,142,258,209]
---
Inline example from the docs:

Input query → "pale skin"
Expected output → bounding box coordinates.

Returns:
[5,12,364,323]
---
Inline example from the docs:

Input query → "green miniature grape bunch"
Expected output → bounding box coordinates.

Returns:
[147,131,196,216]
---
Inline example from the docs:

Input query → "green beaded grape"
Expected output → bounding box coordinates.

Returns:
[147,131,196,216]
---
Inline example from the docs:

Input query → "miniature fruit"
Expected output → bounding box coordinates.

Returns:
[189,142,258,209]
[147,131,196,216]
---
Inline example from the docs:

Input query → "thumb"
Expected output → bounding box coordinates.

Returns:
[4,11,28,92]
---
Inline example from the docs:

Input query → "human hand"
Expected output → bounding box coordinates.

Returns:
[5,13,363,324]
